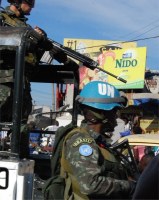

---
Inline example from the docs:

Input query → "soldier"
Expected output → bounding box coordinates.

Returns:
[61,81,135,199]
[0,0,48,122]
[0,0,51,158]
[133,154,159,199]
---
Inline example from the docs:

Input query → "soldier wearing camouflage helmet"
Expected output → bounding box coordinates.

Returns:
[0,0,49,158]
[61,81,135,199]
[0,0,35,26]
[0,0,47,122]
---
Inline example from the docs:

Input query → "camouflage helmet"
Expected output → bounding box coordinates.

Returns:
[7,0,35,8]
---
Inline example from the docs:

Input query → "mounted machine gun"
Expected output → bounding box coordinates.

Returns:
[27,28,127,83]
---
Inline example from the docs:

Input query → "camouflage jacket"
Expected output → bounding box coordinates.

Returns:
[62,125,131,199]
[0,7,36,121]
[0,7,38,83]
[0,6,39,75]
[0,6,29,27]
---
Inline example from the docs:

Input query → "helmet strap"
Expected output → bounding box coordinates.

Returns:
[89,110,103,119]
[84,109,108,125]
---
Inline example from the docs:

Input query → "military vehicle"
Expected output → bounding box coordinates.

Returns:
[0,26,130,199]
[0,26,81,199]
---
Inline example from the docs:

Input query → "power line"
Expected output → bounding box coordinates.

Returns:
[118,19,159,39]
[118,35,159,44]
[129,25,159,40]
[76,35,159,50]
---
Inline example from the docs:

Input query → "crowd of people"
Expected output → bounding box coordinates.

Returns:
[119,114,144,137]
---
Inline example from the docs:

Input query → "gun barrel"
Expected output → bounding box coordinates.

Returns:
[51,40,98,69]
[49,39,127,83]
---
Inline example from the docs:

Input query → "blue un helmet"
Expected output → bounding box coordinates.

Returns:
[76,81,127,111]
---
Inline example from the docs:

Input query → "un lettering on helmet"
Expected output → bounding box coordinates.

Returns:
[80,81,120,99]
[98,83,115,97]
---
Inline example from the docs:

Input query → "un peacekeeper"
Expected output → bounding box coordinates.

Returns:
[61,81,135,199]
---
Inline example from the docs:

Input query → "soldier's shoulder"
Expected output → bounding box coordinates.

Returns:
[67,127,90,139]
[66,127,94,147]
[0,7,12,15]
[0,7,14,21]
[0,9,6,16]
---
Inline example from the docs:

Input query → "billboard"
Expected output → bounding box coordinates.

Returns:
[145,73,159,94]
[104,47,147,89]
[63,38,146,89]
[140,118,159,134]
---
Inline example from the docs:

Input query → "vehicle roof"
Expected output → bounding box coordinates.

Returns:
[118,134,159,146]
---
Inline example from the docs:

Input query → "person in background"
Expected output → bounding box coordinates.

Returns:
[0,129,11,151]
[61,81,136,199]
[132,126,143,135]
[41,120,59,153]
[133,114,141,127]
[119,117,132,137]
[123,117,132,132]
[131,123,145,163]
[133,154,159,199]
[28,121,37,130]
[132,114,144,134]
[48,120,59,147]
[138,152,155,173]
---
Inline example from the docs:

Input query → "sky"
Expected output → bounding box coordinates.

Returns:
[2,0,159,108]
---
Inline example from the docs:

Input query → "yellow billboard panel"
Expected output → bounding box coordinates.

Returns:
[64,38,136,54]
[63,38,137,89]
[105,47,147,89]
[140,118,159,134]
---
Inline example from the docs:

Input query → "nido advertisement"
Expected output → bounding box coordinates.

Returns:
[64,38,146,89]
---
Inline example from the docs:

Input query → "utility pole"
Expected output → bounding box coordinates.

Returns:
[52,83,56,112]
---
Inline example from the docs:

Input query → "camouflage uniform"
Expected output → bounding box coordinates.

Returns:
[0,6,39,122]
[0,6,44,157]
[63,124,131,199]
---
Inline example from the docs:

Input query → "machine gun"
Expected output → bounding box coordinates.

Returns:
[48,39,127,83]
[111,139,140,178]
[27,29,127,83]
[1,14,126,84]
